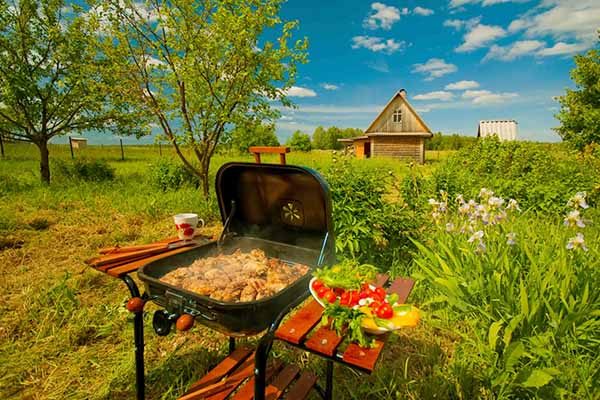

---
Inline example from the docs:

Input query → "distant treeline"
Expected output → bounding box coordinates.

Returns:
[220,124,477,153]
[426,132,477,150]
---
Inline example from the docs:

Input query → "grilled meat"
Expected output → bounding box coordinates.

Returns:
[160,249,309,302]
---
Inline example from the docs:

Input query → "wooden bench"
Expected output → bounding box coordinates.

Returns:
[249,146,291,165]
[179,348,317,400]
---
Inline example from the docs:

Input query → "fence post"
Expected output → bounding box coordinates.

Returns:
[69,136,74,159]
[120,138,125,161]
[159,142,162,156]
[0,134,4,158]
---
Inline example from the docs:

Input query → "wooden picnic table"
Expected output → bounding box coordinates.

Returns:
[87,236,415,400]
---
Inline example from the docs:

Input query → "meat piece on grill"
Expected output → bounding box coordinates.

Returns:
[159,248,309,303]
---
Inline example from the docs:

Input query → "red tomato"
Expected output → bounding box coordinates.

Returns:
[369,301,381,310]
[348,291,360,306]
[374,287,387,299]
[340,292,350,306]
[323,290,337,303]
[358,290,369,300]
[376,303,394,319]
[312,280,324,291]
[316,286,328,298]
[333,288,345,296]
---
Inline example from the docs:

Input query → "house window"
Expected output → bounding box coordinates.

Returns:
[393,108,402,123]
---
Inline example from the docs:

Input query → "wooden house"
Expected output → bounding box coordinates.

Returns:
[69,137,88,149]
[339,89,432,164]
[477,120,517,141]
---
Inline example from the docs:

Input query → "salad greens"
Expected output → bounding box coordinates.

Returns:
[321,302,375,348]
[313,260,379,290]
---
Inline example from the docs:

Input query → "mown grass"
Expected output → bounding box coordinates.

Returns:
[0,143,457,399]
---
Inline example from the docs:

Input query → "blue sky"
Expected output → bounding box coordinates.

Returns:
[52,0,599,145]
[271,0,600,142]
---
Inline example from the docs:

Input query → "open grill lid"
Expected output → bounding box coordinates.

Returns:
[215,162,335,266]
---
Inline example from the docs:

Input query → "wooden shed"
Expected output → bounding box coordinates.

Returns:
[339,89,432,164]
[69,137,88,149]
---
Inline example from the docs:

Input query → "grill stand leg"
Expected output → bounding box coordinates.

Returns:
[122,275,145,400]
[325,360,334,400]
[229,337,236,354]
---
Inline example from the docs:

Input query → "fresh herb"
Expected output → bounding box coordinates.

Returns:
[313,259,379,290]
[320,302,375,348]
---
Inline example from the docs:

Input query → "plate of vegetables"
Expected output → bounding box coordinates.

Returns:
[310,261,419,339]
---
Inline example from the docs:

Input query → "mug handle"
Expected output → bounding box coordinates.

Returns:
[198,218,205,228]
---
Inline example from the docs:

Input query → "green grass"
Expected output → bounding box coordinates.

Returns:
[0,143,455,399]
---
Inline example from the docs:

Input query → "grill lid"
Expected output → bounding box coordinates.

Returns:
[215,162,335,265]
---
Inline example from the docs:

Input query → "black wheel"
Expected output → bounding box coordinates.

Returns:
[153,310,174,336]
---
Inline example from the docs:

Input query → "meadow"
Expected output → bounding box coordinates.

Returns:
[0,140,598,399]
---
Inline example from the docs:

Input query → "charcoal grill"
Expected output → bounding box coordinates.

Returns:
[138,162,336,336]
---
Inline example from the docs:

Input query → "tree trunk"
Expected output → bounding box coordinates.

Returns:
[37,140,51,184]
[200,170,209,198]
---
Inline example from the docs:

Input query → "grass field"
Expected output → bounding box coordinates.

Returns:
[0,143,455,400]
[1,142,598,399]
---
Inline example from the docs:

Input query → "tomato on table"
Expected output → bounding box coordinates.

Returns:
[312,279,324,291]
[374,287,387,300]
[376,303,394,319]
[323,290,337,303]
[316,286,328,298]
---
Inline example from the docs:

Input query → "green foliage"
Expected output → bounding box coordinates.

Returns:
[555,49,600,150]
[312,126,362,150]
[0,0,146,183]
[324,155,422,270]
[426,132,477,150]
[55,159,115,182]
[402,137,600,214]
[95,0,308,196]
[412,190,600,398]
[148,158,199,191]
[224,123,279,154]
[287,130,312,151]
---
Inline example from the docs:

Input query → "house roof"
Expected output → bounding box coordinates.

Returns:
[364,89,433,134]
[367,132,433,138]
[70,137,88,141]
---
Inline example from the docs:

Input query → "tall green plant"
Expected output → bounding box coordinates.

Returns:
[412,190,600,398]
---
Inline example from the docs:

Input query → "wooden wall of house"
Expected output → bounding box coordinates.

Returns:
[367,96,428,133]
[353,139,368,159]
[372,136,424,163]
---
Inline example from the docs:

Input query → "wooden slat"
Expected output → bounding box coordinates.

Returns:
[204,354,257,400]
[386,278,415,304]
[230,361,283,400]
[285,372,318,400]
[341,337,387,373]
[185,348,253,393]
[249,146,290,154]
[304,326,344,357]
[275,300,323,344]
[373,273,389,287]
[106,244,204,277]
[264,364,300,400]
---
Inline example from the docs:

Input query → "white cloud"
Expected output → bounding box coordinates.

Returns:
[321,83,340,91]
[412,58,458,81]
[413,91,454,101]
[536,41,590,56]
[462,89,518,104]
[279,115,294,121]
[351,36,405,54]
[450,0,529,7]
[413,6,434,16]
[484,40,546,61]
[364,3,401,30]
[443,17,481,30]
[508,0,600,47]
[366,60,390,73]
[456,23,507,52]
[144,56,165,67]
[445,80,480,90]
[284,86,317,98]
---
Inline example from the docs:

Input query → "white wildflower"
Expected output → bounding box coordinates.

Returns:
[446,222,455,232]
[428,198,438,206]
[476,241,486,253]
[566,233,588,251]
[507,199,521,212]
[488,196,504,209]
[506,232,516,246]
[479,188,494,200]
[495,210,507,224]
[468,230,484,243]
[459,202,471,215]
[564,210,586,228]
[567,192,589,210]
[456,194,465,204]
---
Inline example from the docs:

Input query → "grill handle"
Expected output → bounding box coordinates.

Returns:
[218,200,237,247]
[165,290,217,321]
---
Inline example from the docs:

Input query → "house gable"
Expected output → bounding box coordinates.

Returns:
[365,90,432,134]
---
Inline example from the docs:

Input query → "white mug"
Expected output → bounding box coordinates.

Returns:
[173,213,205,240]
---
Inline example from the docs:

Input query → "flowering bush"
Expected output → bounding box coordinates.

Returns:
[412,189,599,398]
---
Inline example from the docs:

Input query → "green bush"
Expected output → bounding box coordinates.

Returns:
[412,190,600,398]
[403,137,600,214]
[324,154,422,271]
[148,158,200,191]
[55,159,115,182]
